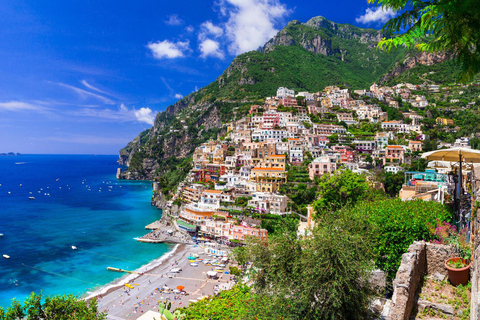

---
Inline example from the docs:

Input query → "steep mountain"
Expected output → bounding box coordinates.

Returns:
[117,15,450,189]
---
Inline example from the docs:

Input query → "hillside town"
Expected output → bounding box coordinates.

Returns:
[157,82,476,244]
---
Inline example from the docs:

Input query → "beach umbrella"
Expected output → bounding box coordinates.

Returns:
[176,285,185,290]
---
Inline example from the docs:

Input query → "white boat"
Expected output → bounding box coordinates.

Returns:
[29,196,35,200]
[3,254,10,259]
[72,246,77,250]
[0,233,3,237]
[190,263,199,267]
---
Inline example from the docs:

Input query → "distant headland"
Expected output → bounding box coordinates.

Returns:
[0,152,21,156]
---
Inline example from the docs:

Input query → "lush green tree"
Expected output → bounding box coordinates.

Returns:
[312,169,372,215]
[370,0,480,82]
[383,171,405,197]
[0,293,106,320]
[240,215,376,319]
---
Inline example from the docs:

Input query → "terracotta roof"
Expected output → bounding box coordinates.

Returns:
[409,141,422,144]
[204,190,222,194]
[269,155,286,158]
[387,145,404,149]
[382,121,400,123]
[252,167,286,171]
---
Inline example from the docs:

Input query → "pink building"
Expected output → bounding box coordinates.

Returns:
[308,156,337,180]
[281,97,297,107]
[384,145,405,165]
[231,225,268,241]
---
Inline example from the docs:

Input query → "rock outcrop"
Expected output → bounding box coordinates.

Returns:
[380,51,451,83]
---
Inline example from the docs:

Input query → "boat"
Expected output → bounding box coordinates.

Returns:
[0,233,3,237]
[29,196,35,200]
[3,254,10,259]
[71,246,77,250]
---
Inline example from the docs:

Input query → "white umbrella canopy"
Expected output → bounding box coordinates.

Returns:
[421,147,480,163]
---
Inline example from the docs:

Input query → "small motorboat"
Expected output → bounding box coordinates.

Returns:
[190,263,199,267]
[29,196,35,200]
[0,233,3,237]
[72,246,77,250]
[3,254,10,259]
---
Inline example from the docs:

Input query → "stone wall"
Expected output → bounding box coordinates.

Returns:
[388,241,426,320]
[387,241,459,320]
[426,242,460,276]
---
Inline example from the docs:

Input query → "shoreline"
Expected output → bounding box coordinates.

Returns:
[83,243,182,302]
[94,242,234,319]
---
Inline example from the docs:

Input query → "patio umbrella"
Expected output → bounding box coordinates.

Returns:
[176,285,185,290]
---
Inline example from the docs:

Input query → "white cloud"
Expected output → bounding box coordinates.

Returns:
[119,103,128,112]
[200,21,224,38]
[81,80,118,98]
[134,107,156,125]
[147,40,190,59]
[199,39,225,59]
[174,93,184,99]
[218,0,290,55]
[57,82,114,104]
[356,7,396,24]
[165,14,183,26]
[0,101,44,112]
[185,25,195,33]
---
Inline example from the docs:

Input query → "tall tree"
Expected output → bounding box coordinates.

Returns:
[370,0,480,82]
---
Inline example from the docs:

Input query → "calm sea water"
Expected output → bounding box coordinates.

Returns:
[0,154,171,309]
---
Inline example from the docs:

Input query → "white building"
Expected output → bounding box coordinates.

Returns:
[296,92,314,101]
[252,129,293,142]
[384,165,404,174]
[277,87,295,99]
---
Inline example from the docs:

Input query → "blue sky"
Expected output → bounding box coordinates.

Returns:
[0,0,394,154]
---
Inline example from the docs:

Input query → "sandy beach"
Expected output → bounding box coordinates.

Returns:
[90,243,235,320]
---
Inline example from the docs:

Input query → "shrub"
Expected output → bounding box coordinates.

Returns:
[350,198,452,281]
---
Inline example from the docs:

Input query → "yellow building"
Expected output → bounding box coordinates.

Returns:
[250,167,287,193]
[262,154,287,169]
[436,117,454,126]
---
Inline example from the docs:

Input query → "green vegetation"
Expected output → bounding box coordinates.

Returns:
[156,157,192,195]
[0,293,105,319]
[260,213,299,235]
[174,284,276,320]
[312,169,372,214]
[385,60,462,86]
[351,198,452,281]
[233,213,376,319]
[371,0,480,82]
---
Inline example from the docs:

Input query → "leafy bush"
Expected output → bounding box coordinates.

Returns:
[350,198,452,281]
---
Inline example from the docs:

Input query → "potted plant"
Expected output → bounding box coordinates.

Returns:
[428,219,472,286]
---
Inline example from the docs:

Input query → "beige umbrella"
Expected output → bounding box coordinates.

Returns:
[421,147,480,163]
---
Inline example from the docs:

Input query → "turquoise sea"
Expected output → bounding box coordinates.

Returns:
[0,154,171,309]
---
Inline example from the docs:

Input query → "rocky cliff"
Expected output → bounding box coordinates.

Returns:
[380,51,452,83]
